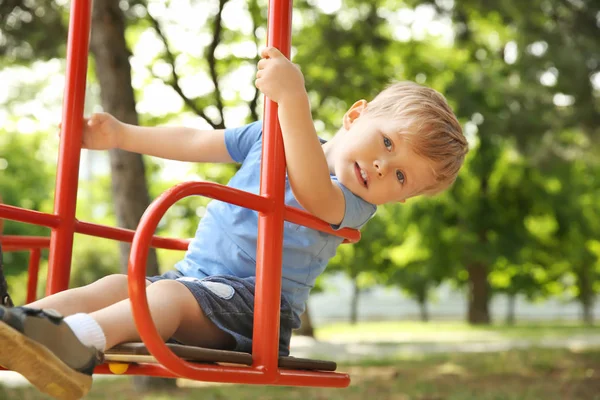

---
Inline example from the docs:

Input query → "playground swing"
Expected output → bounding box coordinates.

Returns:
[0,0,361,389]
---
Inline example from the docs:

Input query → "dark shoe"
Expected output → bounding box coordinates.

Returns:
[0,306,103,400]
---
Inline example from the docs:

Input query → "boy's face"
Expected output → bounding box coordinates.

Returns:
[331,100,437,205]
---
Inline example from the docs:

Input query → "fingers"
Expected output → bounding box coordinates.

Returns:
[87,112,108,127]
[58,113,103,130]
[257,58,268,70]
[260,46,283,60]
[87,114,99,126]
[254,72,263,89]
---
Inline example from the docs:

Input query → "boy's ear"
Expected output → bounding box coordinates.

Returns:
[343,100,368,130]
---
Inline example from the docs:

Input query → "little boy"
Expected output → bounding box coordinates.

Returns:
[0,47,467,399]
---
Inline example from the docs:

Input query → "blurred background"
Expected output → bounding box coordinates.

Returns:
[0,0,599,399]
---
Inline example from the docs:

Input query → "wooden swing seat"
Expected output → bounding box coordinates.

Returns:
[105,342,337,371]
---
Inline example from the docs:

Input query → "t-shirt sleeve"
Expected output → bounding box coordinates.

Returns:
[331,181,377,230]
[224,121,263,163]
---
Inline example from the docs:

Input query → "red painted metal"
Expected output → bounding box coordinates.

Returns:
[0,236,50,250]
[94,363,179,378]
[0,237,47,303]
[4,362,350,387]
[284,207,360,243]
[252,0,293,380]
[127,181,351,386]
[26,249,41,303]
[127,182,270,377]
[75,221,190,251]
[0,204,59,228]
[47,0,93,295]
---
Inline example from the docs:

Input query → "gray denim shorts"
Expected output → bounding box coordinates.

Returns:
[147,270,300,356]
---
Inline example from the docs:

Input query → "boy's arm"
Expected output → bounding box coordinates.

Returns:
[81,113,233,163]
[118,125,233,163]
[277,96,346,225]
[255,47,345,225]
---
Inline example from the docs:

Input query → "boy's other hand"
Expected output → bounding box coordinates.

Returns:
[58,112,123,150]
[255,47,307,105]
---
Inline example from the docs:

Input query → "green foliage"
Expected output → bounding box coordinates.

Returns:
[0,1,68,65]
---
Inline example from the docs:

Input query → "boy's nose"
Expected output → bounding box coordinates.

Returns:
[373,160,388,177]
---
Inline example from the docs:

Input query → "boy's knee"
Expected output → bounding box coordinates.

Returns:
[147,280,194,303]
[147,279,181,293]
[95,274,128,288]
[93,274,152,288]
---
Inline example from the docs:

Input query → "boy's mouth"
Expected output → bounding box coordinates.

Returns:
[354,162,368,189]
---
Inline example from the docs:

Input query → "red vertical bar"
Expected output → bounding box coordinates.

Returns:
[26,249,41,304]
[47,0,92,295]
[252,0,292,379]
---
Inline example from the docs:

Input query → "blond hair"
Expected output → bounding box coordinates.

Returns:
[365,81,468,195]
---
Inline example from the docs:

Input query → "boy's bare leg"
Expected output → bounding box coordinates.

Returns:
[91,279,233,350]
[27,274,150,316]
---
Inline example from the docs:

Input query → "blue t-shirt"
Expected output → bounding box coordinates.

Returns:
[175,121,377,318]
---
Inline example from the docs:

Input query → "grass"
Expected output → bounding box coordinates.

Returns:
[314,320,600,342]
[2,347,600,400]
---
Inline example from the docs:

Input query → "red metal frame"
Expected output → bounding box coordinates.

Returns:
[0,0,356,388]
[0,236,47,304]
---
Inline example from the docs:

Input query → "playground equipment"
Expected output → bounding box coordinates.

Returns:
[0,0,361,388]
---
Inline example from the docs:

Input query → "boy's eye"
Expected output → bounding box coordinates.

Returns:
[396,170,405,184]
[383,136,393,150]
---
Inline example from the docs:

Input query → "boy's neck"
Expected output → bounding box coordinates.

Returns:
[321,137,337,175]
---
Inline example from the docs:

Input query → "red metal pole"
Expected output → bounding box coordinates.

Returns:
[47,0,92,295]
[26,249,41,304]
[252,0,292,380]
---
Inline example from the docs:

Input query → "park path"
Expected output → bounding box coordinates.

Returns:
[1,332,600,388]
[289,332,600,362]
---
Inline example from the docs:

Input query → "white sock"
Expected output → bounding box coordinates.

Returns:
[63,313,107,352]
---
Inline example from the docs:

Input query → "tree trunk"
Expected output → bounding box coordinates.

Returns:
[417,288,429,322]
[577,264,595,326]
[466,262,491,324]
[90,0,170,390]
[582,299,595,326]
[506,293,516,325]
[296,305,315,337]
[350,277,360,325]
[90,0,159,277]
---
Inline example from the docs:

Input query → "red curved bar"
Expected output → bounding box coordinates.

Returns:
[128,181,351,387]
[128,182,271,379]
